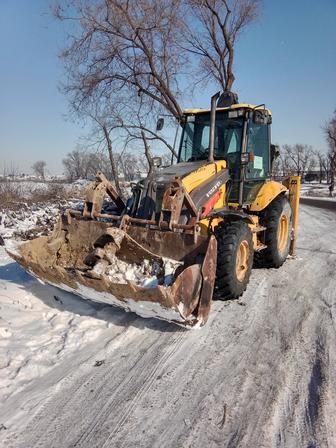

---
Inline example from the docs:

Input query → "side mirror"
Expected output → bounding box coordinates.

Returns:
[156,118,164,131]
[152,157,162,168]
[271,144,280,162]
[241,152,255,165]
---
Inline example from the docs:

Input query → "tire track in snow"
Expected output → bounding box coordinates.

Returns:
[105,207,336,448]
[2,205,336,448]
[71,329,186,448]
[1,314,140,448]
[9,323,185,448]
[262,207,336,447]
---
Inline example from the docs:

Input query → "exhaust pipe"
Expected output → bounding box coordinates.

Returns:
[208,92,220,163]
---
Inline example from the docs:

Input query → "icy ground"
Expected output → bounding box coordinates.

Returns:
[301,182,336,200]
[0,203,336,447]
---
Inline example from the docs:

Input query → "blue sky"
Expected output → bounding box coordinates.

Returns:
[0,0,335,174]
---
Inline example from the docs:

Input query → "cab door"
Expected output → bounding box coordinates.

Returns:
[242,120,271,204]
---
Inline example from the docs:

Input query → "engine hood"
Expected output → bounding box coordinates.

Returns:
[154,161,210,184]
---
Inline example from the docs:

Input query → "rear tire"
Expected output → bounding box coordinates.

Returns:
[255,195,292,268]
[214,221,254,300]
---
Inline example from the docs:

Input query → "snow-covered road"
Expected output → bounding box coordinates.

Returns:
[1,204,336,448]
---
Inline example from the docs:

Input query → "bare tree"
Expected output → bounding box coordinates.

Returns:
[282,144,314,178]
[140,130,155,176]
[117,151,143,181]
[63,147,118,181]
[55,0,262,174]
[324,110,336,192]
[280,153,294,177]
[161,152,173,166]
[62,148,91,181]
[77,96,178,186]
[185,0,260,92]
[55,0,185,175]
[74,98,130,194]
[55,0,186,121]
[113,117,178,159]
[271,154,283,178]
[314,150,329,183]
[2,161,20,180]
[32,160,47,179]
[99,119,122,194]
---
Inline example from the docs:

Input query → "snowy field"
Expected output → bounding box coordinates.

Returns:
[301,182,335,200]
[0,201,336,447]
[0,178,90,198]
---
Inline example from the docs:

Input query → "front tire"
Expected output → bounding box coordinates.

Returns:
[215,221,254,300]
[255,195,292,268]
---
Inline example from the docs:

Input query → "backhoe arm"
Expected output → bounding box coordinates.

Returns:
[283,176,301,255]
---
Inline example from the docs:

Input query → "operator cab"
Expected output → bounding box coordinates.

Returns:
[178,104,272,204]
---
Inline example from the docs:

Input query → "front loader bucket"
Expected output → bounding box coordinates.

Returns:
[7,215,217,328]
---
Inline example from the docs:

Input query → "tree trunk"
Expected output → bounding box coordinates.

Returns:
[102,124,122,196]
[141,131,154,176]
[330,169,335,197]
[224,70,235,93]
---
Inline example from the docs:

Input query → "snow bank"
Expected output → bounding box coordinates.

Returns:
[0,247,117,403]
[0,179,88,200]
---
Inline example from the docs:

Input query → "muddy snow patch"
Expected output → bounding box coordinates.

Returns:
[93,255,183,288]
[0,201,80,241]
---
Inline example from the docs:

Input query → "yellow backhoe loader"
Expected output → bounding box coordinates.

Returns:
[7,92,300,327]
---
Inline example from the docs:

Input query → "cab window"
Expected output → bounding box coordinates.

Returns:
[246,123,270,180]
[178,112,243,162]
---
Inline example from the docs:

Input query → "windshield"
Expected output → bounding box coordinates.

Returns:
[178,111,244,163]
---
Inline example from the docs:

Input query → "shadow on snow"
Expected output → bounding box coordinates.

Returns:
[0,261,181,334]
